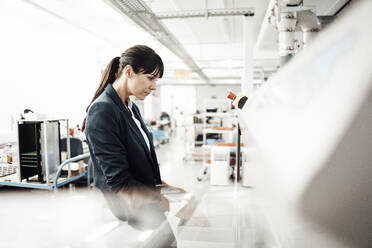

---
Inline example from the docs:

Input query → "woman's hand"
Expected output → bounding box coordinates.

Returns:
[158,194,170,212]
[117,187,169,213]
[160,181,187,194]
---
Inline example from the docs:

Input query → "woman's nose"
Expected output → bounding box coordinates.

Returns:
[150,82,157,91]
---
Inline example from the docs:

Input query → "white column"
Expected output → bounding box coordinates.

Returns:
[144,95,153,120]
[144,93,161,120]
[242,16,254,96]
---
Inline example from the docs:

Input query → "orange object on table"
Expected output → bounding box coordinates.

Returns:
[211,127,234,131]
[216,143,244,147]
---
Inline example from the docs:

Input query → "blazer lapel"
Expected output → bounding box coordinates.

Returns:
[131,106,156,165]
[127,117,154,163]
[104,84,155,166]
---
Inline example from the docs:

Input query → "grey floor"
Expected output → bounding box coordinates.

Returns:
[156,128,209,194]
[155,128,276,248]
[0,128,277,248]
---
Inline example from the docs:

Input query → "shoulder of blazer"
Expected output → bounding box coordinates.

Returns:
[87,93,118,117]
[86,100,119,130]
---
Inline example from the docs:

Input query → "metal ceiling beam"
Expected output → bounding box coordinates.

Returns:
[105,0,209,83]
[156,8,255,20]
[317,15,335,25]
[200,66,278,71]
[158,80,241,86]
[163,76,242,80]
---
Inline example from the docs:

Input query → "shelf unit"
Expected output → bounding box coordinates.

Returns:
[196,99,239,182]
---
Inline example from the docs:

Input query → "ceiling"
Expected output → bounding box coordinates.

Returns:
[102,0,273,84]
[143,0,272,84]
[105,0,352,85]
[21,0,352,85]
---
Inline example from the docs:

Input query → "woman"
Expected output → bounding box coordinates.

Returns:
[82,45,181,233]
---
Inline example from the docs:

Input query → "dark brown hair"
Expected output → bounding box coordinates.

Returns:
[82,45,164,131]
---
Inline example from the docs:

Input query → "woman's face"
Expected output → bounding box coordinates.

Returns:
[128,70,159,100]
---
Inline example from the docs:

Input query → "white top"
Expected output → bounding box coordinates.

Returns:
[128,99,150,151]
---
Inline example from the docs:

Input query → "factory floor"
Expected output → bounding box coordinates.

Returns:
[156,128,209,194]
[0,128,275,248]
[156,127,274,248]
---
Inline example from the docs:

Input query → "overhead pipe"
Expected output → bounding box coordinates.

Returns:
[277,0,301,63]
[276,0,320,66]
[256,0,319,67]
[254,0,278,52]
[280,0,320,50]
[278,12,297,57]
[296,10,321,48]
[281,0,302,7]
[268,1,278,29]
[265,0,300,64]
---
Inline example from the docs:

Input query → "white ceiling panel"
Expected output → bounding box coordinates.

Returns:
[184,43,244,61]
[158,19,199,43]
[143,0,177,12]
[304,0,351,15]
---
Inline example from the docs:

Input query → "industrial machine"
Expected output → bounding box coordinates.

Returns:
[18,120,61,182]
[210,146,231,185]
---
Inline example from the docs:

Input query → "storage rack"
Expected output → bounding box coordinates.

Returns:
[197,99,239,181]
[0,119,91,191]
[182,120,204,162]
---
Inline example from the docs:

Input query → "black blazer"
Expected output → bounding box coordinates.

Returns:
[85,84,162,193]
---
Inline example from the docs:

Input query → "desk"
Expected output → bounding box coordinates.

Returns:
[0,153,91,191]
[0,163,17,177]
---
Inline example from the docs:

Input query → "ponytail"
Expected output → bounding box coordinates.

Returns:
[82,57,120,132]
[82,45,164,132]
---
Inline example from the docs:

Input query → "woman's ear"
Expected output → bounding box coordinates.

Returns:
[123,65,133,78]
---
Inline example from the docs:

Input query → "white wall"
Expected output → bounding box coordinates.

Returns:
[0,0,243,134]
[156,84,240,127]
[159,85,196,127]
[0,1,103,129]
[0,0,169,131]
[143,92,161,121]
[195,85,241,111]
